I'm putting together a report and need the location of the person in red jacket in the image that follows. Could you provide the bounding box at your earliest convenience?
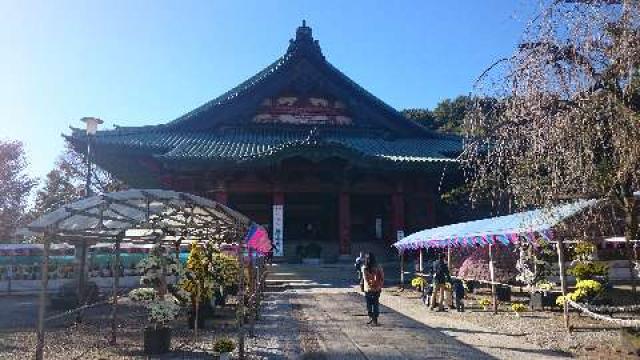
[362,252,384,326]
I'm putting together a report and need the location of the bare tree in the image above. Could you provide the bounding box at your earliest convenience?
[463,0,640,291]
[31,142,126,219]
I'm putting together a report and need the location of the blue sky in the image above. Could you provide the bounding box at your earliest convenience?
[0,0,537,181]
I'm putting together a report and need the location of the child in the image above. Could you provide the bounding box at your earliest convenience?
[422,283,433,306]
[453,279,465,312]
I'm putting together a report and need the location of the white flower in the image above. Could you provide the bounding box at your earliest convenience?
[128,287,157,302]
[148,297,181,326]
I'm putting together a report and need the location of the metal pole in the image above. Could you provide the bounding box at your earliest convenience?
[78,133,93,315]
[36,234,51,360]
[419,248,424,273]
[237,236,246,360]
[489,243,497,314]
[8,254,15,294]
[400,251,405,289]
[85,134,92,197]
[110,236,121,345]
[556,239,570,330]
[194,289,199,343]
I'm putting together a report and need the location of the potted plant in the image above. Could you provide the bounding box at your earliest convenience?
[129,287,181,354]
[213,338,235,360]
[530,280,557,310]
[478,298,491,311]
[511,303,526,317]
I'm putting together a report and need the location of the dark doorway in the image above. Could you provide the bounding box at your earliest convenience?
[350,194,388,243]
[284,193,338,243]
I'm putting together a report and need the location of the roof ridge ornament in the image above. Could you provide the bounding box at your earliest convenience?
[287,20,324,60]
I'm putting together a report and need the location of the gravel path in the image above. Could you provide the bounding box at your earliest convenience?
[381,288,637,359]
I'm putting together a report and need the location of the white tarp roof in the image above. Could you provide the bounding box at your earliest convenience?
[28,189,250,240]
[394,200,596,251]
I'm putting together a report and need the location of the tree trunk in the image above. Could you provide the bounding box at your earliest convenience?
[623,194,639,294]
[557,239,570,331]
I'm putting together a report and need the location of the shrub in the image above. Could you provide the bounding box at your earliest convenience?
[148,298,181,327]
[128,287,157,302]
[536,280,554,291]
[556,279,604,306]
[411,277,426,288]
[511,303,527,313]
[568,262,608,281]
[213,338,235,353]
[573,242,596,261]
[478,298,491,307]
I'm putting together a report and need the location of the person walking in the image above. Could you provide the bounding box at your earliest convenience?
[362,253,384,325]
[355,251,364,292]
[430,252,451,311]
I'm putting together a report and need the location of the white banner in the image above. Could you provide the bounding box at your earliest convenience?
[272,204,284,257]
[375,218,382,239]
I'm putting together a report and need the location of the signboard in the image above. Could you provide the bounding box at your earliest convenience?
[272,205,284,257]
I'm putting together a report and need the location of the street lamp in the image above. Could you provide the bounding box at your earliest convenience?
[77,117,102,314]
[80,117,103,197]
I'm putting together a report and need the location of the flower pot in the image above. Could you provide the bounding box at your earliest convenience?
[144,327,171,355]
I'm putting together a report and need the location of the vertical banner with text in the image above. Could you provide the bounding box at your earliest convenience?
[272,204,284,256]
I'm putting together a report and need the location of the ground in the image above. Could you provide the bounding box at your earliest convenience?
[0,263,637,359]
[251,262,637,359]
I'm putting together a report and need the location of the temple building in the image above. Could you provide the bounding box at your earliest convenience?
[67,22,461,260]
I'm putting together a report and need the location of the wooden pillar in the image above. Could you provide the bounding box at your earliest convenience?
[36,234,51,360]
[557,239,570,330]
[391,192,405,243]
[489,242,498,314]
[339,192,351,256]
[214,180,228,205]
[110,235,122,345]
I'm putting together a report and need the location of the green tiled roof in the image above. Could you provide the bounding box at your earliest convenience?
[74,127,460,166]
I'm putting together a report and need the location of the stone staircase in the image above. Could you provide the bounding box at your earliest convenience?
[273,240,397,264]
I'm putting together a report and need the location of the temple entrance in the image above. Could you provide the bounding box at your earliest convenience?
[350,194,389,243]
[283,193,339,258]
[285,193,338,242]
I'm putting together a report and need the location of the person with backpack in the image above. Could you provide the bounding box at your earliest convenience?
[430,252,451,311]
[362,252,384,325]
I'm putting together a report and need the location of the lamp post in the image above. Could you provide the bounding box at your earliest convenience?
[76,117,103,313]
[80,117,103,197]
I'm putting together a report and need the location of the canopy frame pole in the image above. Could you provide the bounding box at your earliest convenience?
[36,232,51,360]
[419,248,424,272]
[236,225,246,360]
[489,241,498,314]
[556,238,570,330]
[447,244,451,267]
[400,251,405,289]
[110,232,123,345]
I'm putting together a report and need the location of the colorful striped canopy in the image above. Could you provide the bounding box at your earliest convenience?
[393,200,596,251]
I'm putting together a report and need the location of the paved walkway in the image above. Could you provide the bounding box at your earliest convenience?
[251,263,571,360]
